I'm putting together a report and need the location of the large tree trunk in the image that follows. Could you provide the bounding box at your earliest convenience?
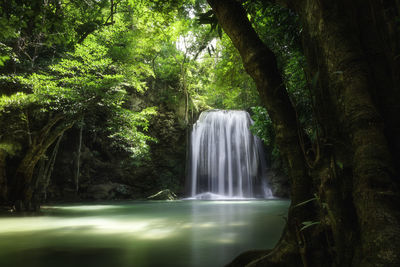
[208,0,400,266]
[206,0,313,204]
[292,1,400,266]
[10,115,74,211]
[207,0,314,265]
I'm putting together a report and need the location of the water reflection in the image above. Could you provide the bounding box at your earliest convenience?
[0,200,289,267]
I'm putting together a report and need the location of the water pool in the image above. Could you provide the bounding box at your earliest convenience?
[0,200,289,267]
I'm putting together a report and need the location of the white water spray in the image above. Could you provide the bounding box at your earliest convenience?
[188,110,272,199]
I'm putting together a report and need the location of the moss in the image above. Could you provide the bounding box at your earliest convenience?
[0,142,21,156]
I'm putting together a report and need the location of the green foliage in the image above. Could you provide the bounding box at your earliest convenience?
[14,38,123,114]
[250,2,316,142]
[0,43,12,67]
[108,107,158,159]
[195,34,261,110]
[250,106,273,146]
[250,106,281,164]
[0,0,118,71]
[245,1,302,61]
[0,142,21,156]
[0,2,159,160]
[0,92,33,112]
[0,0,319,196]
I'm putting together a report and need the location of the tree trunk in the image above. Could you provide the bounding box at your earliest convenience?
[208,0,400,266]
[207,0,314,264]
[35,133,64,201]
[75,119,83,193]
[292,1,400,265]
[0,150,7,204]
[10,116,74,211]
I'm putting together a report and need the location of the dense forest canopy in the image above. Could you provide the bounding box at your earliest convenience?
[1,0,400,266]
[1,0,297,208]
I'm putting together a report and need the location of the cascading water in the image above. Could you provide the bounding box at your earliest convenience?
[188,110,273,199]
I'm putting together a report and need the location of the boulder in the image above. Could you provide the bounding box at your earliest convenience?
[267,169,290,198]
[86,183,116,200]
[114,184,134,198]
[147,189,177,200]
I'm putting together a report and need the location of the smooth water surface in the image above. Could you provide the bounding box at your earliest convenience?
[0,200,289,267]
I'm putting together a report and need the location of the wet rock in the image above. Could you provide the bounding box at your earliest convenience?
[86,184,116,200]
[147,189,177,200]
[114,184,134,198]
[267,169,290,198]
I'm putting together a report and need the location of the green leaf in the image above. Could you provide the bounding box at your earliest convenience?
[300,221,321,231]
[336,161,343,169]
[294,197,318,208]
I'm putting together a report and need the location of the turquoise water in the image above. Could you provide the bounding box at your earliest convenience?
[0,200,289,267]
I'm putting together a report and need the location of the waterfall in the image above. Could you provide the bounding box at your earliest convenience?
[188,110,273,199]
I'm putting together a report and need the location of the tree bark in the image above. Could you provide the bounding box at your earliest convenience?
[0,150,7,204]
[208,0,400,266]
[35,132,64,201]
[75,119,83,193]
[292,1,400,265]
[206,0,312,204]
[207,0,314,264]
[10,116,75,211]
